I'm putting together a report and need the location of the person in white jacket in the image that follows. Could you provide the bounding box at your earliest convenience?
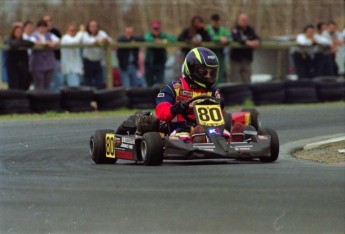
[82,20,112,89]
[294,24,333,78]
[61,24,84,87]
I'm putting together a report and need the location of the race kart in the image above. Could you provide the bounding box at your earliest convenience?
[89,96,279,166]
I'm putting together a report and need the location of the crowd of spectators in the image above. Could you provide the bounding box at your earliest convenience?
[294,21,344,79]
[2,13,344,91]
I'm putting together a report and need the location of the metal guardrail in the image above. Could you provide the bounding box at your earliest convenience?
[0,41,296,88]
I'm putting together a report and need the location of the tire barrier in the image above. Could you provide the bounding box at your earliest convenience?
[126,87,160,109]
[284,79,318,104]
[27,91,61,113]
[0,89,31,114]
[218,83,253,106]
[314,77,345,102]
[249,81,285,105]
[60,86,95,112]
[0,78,344,115]
[94,88,128,111]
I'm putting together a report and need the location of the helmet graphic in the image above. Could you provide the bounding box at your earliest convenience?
[183,47,219,89]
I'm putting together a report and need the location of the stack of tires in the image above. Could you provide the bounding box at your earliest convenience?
[314,77,345,102]
[284,79,318,104]
[250,81,285,105]
[27,91,61,113]
[218,83,252,106]
[126,87,160,109]
[60,86,94,112]
[0,90,31,114]
[94,87,128,111]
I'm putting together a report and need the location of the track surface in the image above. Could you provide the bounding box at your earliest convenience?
[1,104,344,234]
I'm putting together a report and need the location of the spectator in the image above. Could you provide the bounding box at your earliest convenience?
[117,26,144,88]
[313,22,334,77]
[178,16,211,57]
[23,21,34,40]
[322,21,344,75]
[61,23,84,87]
[294,24,317,79]
[206,13,231,83]
[42,14,63,91]
[29,20,59,90]
[144,21,176,87]
[230,13,260,83]
[4,25,34,90]
[82,20,111,89]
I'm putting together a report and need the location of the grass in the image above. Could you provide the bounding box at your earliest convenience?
[0,101,343,121]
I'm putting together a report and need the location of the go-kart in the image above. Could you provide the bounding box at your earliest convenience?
[89,96,279,166]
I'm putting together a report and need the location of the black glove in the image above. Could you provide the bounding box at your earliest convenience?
[170,101,188,115]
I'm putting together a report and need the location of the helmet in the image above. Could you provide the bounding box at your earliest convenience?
[183,47,219,89]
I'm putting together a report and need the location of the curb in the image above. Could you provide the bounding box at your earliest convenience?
[303,136,345,150]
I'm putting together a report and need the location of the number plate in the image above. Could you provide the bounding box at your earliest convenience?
[194,104,225,127]
[105,133,115,158]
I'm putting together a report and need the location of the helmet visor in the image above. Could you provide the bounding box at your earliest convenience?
[195,65,218,84]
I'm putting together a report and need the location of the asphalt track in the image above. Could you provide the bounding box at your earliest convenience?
[0,104,344,234]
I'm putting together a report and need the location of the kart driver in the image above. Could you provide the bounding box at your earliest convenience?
[156,47,240,142]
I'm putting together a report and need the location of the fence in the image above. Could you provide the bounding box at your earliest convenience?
[0,41,297,88]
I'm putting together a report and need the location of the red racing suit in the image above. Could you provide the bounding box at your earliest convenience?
[156,77,221,132]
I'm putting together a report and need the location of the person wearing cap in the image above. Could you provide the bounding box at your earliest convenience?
[144,21,177,87]
[206,13,232,84]
[230,13,260,83]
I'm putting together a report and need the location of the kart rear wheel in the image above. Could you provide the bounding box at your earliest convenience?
[241,108,261,131]
[141,132,164,166]
[90,129,117,164]
[259,128,279,162]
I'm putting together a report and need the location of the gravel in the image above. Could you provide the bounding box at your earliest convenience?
[294,140,345,164]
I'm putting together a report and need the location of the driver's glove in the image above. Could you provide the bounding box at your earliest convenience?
[170,101,188,115]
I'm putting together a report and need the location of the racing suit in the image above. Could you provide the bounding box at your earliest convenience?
[156,76,221,133]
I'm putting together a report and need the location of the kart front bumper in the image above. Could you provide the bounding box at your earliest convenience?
[163,136,271,160]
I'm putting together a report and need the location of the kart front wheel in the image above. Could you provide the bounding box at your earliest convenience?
[141,132,164,166]
[90,129,117,164]
[259,128,279,162]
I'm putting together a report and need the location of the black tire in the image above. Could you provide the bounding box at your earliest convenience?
[27,90,62,113]
[241,108,261,131]
[94,87,126,102]
[258,128,279,162]
[141,132,164,166]
[285,87,318,103]
[250,82,285,105]
[253,90,286,105]
[218,84,253,106]
[89,129,117,164]
[0,90,31,114]
[96,96,129,111]
[61,86,94,112]
[126,87,159,109]
[315,79,344,102]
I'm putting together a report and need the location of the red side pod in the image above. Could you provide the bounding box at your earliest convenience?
[231,112,251,126]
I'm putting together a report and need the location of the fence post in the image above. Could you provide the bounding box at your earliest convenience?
[105,44,113,89]
[277,48,288,80]
[0,48,2,87]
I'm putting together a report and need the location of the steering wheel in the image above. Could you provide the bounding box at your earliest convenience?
[181,95,220,123]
